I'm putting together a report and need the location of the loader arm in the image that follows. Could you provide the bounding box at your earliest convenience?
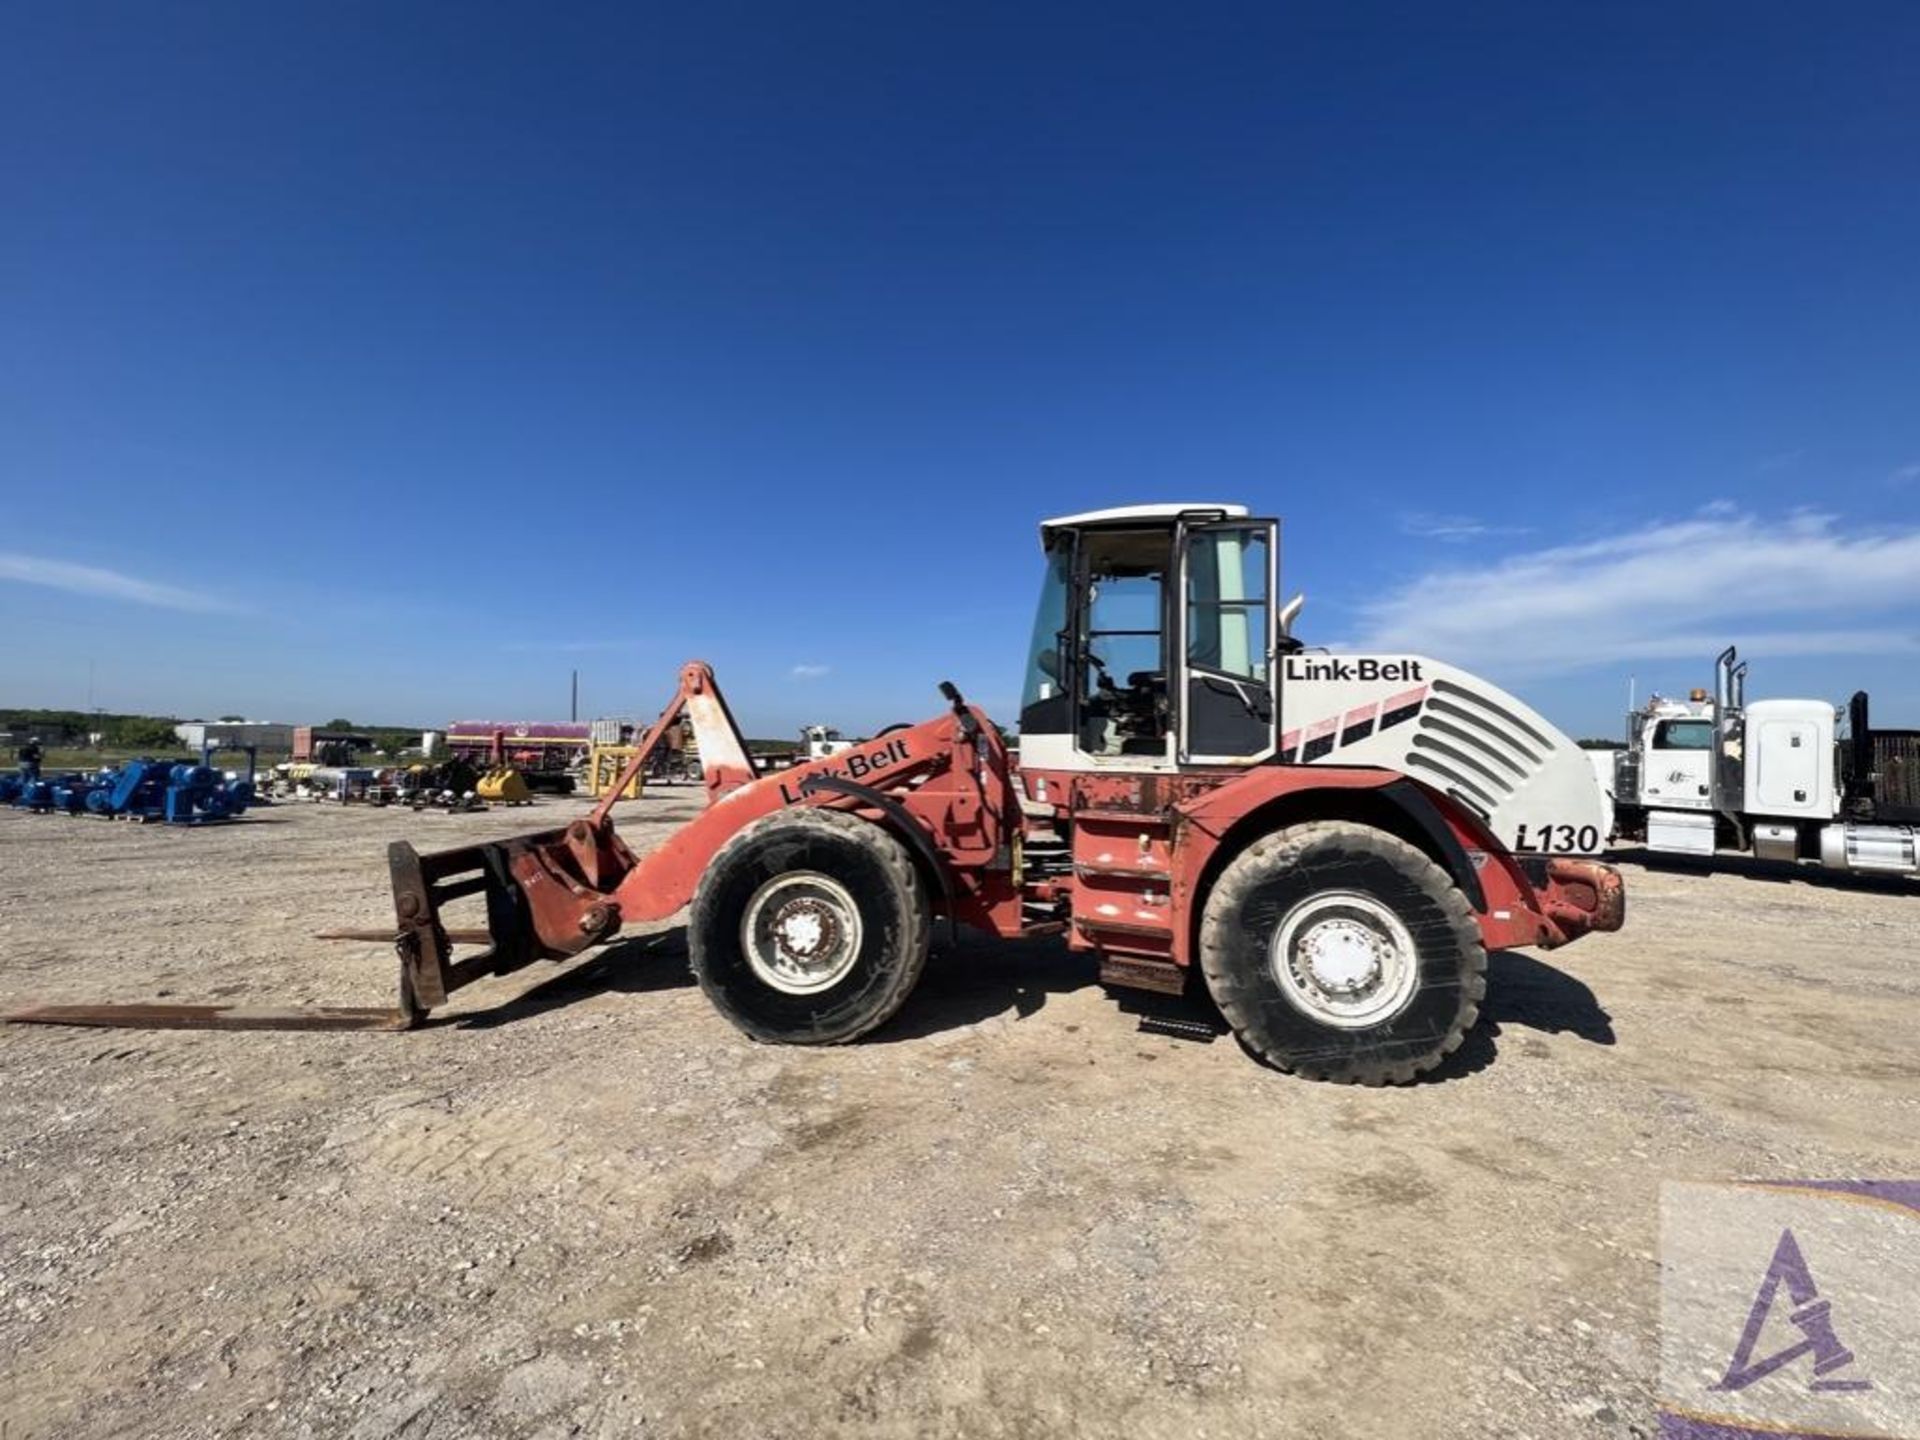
[387,676,1012,1024]
[588,661,757,822]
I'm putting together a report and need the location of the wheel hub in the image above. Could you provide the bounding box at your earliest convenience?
[741,873,864,995]
[1270,890,1420,1030]
[1298,919,1386,994]
[773,899,840,962]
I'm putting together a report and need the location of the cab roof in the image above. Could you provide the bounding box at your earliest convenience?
[1039,503,1248,542]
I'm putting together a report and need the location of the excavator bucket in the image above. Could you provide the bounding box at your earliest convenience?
[476,766,532,805]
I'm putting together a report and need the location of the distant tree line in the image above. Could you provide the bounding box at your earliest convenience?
[1,708,429,757]
[0,708,181,749]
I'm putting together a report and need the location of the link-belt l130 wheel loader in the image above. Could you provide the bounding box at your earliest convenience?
[8,503,1623,1083]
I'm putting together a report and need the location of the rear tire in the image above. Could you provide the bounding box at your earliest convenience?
[690,808,930,1044]
[1198,821,1486,1084]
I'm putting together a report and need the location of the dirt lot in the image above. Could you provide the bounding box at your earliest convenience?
[1,792,1915,1439]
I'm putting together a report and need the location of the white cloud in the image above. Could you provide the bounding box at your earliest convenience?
[1347,506,1920,676]
[1889,461,1920,486]
[1398,512,1532,543]
[790,663,830,680]
[0,551,228,612]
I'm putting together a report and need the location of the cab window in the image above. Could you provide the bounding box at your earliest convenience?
[1021,543,1072,716]
[1186,527,1270,680]
[1654,719,1713,750]
[1077,529,1172,757]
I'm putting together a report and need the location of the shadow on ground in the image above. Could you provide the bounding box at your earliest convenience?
[439,928,1616,1086]
[434,928,695,1029]
[1422,949,1616,1082]
[882,937,1616,1084]
[867,934,1096,1041]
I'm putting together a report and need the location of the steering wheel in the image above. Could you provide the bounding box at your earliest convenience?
[1086,650,1118,691]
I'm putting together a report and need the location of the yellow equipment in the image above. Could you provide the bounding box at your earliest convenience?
[589,744,645,800]
[476,730,533,805]
[476,767,532,805]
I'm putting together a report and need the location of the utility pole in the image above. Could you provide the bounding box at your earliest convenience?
[570,669,579,723]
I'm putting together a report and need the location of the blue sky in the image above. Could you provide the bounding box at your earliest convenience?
[3,3,1917,739]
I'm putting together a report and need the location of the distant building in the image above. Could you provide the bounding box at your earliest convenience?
[292,727,372,763]
[174,721,294,753]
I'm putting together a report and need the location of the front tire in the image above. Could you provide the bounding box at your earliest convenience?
[690,808,930,1044]
[1198,821,1486,1084]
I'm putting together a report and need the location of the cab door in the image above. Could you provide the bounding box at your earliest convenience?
[1176,518,1278,764]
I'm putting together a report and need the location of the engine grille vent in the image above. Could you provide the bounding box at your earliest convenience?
[1403,679,1557,821]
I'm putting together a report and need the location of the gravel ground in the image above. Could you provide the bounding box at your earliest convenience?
[1,792,1915,1438]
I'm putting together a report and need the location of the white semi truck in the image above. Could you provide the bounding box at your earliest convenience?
[800,725,857,761]
[1609,645,1920,878]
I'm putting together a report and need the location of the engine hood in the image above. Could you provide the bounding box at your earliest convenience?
[1277,652,1607,857]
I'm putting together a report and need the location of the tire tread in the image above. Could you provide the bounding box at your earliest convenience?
[691,807,931,1044]
[1198,820,1486,1084]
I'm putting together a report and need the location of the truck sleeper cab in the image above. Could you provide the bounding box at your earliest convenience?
[1612,646,1920,878]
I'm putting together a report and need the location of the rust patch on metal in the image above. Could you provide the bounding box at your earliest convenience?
[1097,954,1187,995]
[1538,856,1626,942]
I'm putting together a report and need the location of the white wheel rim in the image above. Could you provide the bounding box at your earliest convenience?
[741,872,864,995]
[1271,890,1420,1030]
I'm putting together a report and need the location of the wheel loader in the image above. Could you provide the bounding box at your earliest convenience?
[9,503,1623,1083]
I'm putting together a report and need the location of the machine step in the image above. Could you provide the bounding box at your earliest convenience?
[1074,916,1172,940]
[1071,808,1173,826]
[1096,954,1186,995]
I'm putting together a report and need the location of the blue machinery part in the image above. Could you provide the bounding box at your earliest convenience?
[8,751,256,825]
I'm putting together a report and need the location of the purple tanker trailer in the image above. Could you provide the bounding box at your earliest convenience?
[444,720,590,795]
